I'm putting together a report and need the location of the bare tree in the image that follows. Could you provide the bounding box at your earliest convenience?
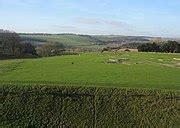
[0,30,21,55]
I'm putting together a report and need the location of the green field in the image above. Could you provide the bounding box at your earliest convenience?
[1,52,180,127]
[0,52,180,90]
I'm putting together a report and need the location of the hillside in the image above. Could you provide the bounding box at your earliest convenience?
[94,35,150,43]
[20,34,179,50]
[19,34,156,49]
[20,34,103,49]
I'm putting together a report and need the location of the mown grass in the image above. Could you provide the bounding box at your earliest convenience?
[0,52,179,90]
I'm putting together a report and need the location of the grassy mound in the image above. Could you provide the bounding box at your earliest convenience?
[1,85,180,127]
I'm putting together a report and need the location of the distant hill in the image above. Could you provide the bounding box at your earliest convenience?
[93,35,151,47]
[19,34,103,50]
[94,35,150,42]
[19,33,179,50]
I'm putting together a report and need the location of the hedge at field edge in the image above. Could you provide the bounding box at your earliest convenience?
[1,85,180,128]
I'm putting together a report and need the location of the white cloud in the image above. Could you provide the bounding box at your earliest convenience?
[75,18,130,28]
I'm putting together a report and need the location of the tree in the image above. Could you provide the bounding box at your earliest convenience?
[137,43,155,52]
[37,42,65,57]
[161,41,179,53]
[138,41,179,53]
[21,42,37,55]
[0,29,38,57]
[174,44,180,53]
[0,30,21,55]
[10,33,21,55]
[0,40,3,55]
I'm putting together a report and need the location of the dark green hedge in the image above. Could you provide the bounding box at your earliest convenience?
[1,85,180,127]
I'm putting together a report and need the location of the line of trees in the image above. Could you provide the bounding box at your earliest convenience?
[0,30,36,56]
[137,41,180,53]
[0,29,78,58]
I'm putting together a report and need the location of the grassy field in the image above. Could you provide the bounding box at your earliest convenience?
[0,52,180,90]
[1,52,180,127]
[20,34,102,49]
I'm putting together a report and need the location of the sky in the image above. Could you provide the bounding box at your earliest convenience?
[0,0,180,37]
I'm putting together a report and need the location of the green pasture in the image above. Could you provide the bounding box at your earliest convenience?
[0,52,180,90]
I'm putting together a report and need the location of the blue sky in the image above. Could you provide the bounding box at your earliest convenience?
[0,0,180,37]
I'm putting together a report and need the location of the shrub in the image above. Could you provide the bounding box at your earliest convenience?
[138,41,180,53]
[36,42,65,57]
[1,85,180,127]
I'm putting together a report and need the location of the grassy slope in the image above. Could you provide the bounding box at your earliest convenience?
[20,34,102,49]
[0,52,180,90]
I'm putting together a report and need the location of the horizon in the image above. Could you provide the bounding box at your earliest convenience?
[17,32,180,39]
[0,0,180,38]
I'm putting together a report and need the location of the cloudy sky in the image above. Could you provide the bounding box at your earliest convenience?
[0,0,180,37]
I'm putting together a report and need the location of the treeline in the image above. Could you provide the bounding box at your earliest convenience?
[138,41,180,53]
[0,30,36,56]
[36,42,68,57]
[0,30,79,59]
[121,42,142,49]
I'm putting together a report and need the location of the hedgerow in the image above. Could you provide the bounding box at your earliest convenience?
[1,85,180,127]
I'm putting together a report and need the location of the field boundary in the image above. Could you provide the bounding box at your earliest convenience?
[1,85,180,127]
[0,82,180,91]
